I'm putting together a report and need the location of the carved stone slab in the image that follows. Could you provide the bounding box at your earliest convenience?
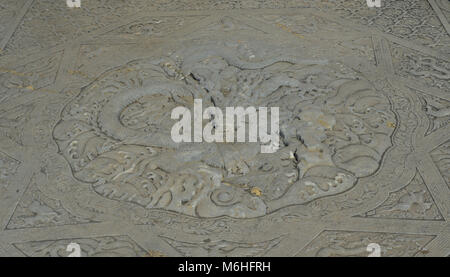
[0,0,449,257]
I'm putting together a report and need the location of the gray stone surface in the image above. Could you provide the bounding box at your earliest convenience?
[0,0,449,257]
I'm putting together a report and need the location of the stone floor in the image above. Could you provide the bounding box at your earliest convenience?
[0,0,449,257]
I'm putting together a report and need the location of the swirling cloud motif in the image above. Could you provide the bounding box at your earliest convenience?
[53,43,395,218]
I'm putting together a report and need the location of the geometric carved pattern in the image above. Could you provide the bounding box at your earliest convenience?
[260,13,377,65]
[3,0,313,55]
[362,171,444,220]
[431,141,450,188]
[0,51,63,106]
[6,176,93,230]
[0,151,20,180]
[332,0,450,54]
[13,236,147,257]
[299,231,434,257]
[162,236,282,257]
[391,43,450,91]
[4,0,153,55]
[98,15,208,38]
[53,36,396,218]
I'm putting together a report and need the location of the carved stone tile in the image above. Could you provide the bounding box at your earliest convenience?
[391,42,450,91]
[260,14,377,65]
[13,235,147,257]
[6,175,93,230]
[4,0,153,55]
[0,151,20,193]
[299,231,434,257]
[98,15,208,38]
[162,236,282,257]
[329,0,450,55]
[431,140,450,188]
[0,51,63,106]
[1,0,322,56]
[52,31,396,219]
[362,171,444,220]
